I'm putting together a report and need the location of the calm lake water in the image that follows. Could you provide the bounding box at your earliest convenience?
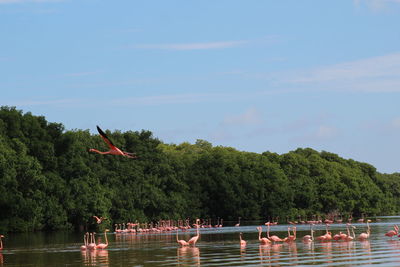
[2,216,400,266]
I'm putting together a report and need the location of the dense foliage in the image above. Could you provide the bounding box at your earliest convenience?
[0,106,399,232]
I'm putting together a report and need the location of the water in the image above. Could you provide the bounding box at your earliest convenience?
[2,216,400,266]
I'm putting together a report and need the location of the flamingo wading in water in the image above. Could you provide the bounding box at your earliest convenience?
[385,225,399,239]
[358,220,371,241]
[302,225,314,242]
[266,222,286,242]
[96,229,110,249]
[257,226,271,245]
[188,224,200,246]
[89,126,138,158]
[80,232,88,250]
[0,235,4,250]
[239,232,246,247]
[176,230,189,246]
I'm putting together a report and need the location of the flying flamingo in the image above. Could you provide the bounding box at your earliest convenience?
[89,126,137,158]
[239,232,247,247]
[385,225,399,239]
[302,225,314,242]
[358,220,371,241]
[266,222,286,242]
[257,226,271,245]
[0,235,4,250]
[93,216,106,224]
[96,229,110,249]
[80,232,89,250]
[188,225,200,246]
[87,233,97,250]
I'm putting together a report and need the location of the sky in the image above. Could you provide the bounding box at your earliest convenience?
[1,0,400,173]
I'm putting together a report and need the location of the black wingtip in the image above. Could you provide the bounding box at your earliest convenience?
[96,125,106,136]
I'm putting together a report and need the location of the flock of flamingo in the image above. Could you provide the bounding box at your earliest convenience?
[2,126,398,255]
[73,216,400,251]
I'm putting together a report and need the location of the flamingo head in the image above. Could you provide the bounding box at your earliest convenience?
[0,235,4,238]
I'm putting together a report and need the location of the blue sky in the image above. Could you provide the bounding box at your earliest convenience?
[2,0,400,173]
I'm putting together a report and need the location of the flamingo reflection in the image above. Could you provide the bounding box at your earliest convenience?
[177,246,200,266]
[81,247,109,267]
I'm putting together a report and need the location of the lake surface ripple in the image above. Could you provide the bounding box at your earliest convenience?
[2,217,400,266]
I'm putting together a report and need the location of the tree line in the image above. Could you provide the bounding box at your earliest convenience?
[0,106,399,232]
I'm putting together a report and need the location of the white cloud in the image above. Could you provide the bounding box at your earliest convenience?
[354,0,400,11]
[0,0,61,3]
[279,52,400,92]
[131,40,249,51]
[6,98,81,106]
[315,125,338,139]
[63,71,103,77]
[222,108,264,126]
[391,117,400,129]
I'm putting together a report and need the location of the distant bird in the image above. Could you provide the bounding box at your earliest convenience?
[358,220,371,241]
[239,232,247,247]
[344,224,356,241]
[96,229,110,249]
[303,225,314,242]
[87,233,97,250]
[89,126,137,158]
[286,226,296,242]
[257,226,271,245]
[176,230,189,246]
[0,235,4,250]
[266,222,286,242]
[188,225,200,246]
[385,225,399,239]
[80,232,88,250]
[235,217,241,227]
[93,216,105,224]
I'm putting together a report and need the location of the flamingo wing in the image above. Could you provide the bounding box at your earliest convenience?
[96,126,116,148]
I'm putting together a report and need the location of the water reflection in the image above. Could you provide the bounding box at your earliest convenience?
[7,220,400,266]
[81,249,109,266]
[177,246,200,266]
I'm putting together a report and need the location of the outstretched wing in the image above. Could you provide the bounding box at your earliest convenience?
[96,125,115,148]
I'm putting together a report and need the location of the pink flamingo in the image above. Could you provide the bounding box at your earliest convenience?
[344,223,356,241]
[235,217,241,227]
[87,233,97,250]
[176,230,189,246]
[285,226,296,242]
[0,235,4,250]
[239,232,247,247]
[323,224,332,241]
[302,225,314,242]
[93,216,106,224]
[96,229,110,249]
[89,126,137,158]
[266,222,286,242]
[316,225,328,242]
[257,226,271,245]
[80,232,88,250]
[385,225,399,239]
[358,220,371,241]
[188,225,200,246]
